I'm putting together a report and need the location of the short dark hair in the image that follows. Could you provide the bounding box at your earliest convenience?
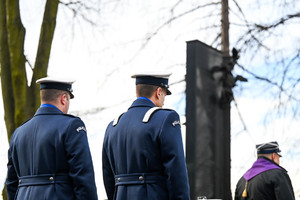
[136,84,158,98]
[40,89,67,102]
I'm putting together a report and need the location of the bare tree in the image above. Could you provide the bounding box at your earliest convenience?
[0,0,59,198]
[231,0,300,107]
[0,0,101,198]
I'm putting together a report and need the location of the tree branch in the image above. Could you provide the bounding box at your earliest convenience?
[29,0,60,116]
[59,0,99,26]
[237,63,300,102]
[254,12,300,31]
[129,2,221,62]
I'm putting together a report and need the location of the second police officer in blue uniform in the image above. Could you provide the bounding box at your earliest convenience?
[102,72,190,200]
[6,77,98,200]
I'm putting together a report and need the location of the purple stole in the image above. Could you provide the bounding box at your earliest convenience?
[243,157,282,181]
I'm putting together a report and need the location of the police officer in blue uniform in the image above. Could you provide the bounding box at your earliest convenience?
[102,72,190,200]
[6,77,98,200]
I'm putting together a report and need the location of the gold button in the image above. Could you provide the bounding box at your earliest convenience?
[49,177,54,181]
[117,178,121,182]
[19,180,21,184]
[139,176,143,181]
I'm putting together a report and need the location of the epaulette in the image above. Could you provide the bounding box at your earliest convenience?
[113,112,126,127]
[142,107,173,123]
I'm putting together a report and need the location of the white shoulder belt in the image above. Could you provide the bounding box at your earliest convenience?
[143,107,173,123]
[113,112,125,127]
[113,107,173,126]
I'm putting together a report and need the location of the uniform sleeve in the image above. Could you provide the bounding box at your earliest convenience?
[159,111,190,200]
[6,135,18,200]
[274,171,295,200]
[102,128,115,200]
[64,118,98,200]
[234,177,245,200]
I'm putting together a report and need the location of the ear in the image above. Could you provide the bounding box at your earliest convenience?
[271,153,276,161]
[153,87,159,99]
[60,93,67,105]
[156,87,163,97]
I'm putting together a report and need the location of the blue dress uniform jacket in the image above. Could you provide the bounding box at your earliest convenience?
[6,106,98,200]
[102,98,190,200]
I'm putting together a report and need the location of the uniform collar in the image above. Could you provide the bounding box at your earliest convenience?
[34,106,63,116]
[129,98,156,109]
[137,97,153,103]
[41,103,58,109]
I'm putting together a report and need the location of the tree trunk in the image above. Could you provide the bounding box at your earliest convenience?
[221,0,230,56]
[6,0,28,129]
[221,1,232,199]
[0,0,15,142]
[0,1,13,198]
[0,0,59,198]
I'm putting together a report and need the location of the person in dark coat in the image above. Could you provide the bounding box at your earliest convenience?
[102,72,190,200]
[234,141,295,200]
[6,77,98,200]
